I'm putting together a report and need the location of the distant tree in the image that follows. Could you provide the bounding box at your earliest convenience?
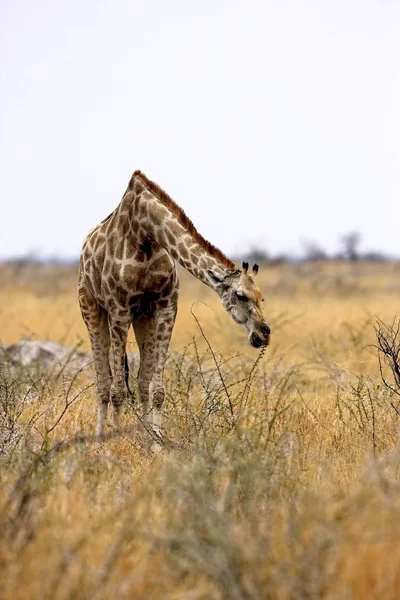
[301,241,329,262]
[269,252,289,265]
[4,251,42,268]
[362,250,389,262]
[241,245,270,264]
[340,232,361,261]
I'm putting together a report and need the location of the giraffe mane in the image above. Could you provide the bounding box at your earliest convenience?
[129,170,236,270]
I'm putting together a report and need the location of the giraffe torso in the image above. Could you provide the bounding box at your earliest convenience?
[79,194,179,319]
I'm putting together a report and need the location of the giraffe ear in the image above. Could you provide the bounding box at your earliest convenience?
[205,269,224,288]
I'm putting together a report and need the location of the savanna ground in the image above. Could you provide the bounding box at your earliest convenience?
[1,261,400,599]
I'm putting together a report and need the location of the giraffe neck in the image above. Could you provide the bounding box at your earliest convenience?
[129,175,236,289]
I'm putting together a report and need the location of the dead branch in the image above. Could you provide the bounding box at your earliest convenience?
[373,318,400,397]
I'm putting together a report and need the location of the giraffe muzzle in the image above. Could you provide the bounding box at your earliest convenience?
[250,332,263,348]
[250,324,271,348]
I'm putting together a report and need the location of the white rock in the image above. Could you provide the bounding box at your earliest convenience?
[1,340,92,375]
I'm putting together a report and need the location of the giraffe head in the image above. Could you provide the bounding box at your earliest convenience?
[207,261,271,348]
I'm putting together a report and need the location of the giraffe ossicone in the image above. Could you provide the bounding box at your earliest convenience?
[78,170,271,443]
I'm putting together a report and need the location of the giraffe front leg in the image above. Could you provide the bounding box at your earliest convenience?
[150,303,177,443]
[78,282,111,443]
[94,344,112,442]
[109,317,130,435]
[133,317,154,432]
[133,301,177,447]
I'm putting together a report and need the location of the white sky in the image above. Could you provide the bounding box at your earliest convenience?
[1,0,399,260]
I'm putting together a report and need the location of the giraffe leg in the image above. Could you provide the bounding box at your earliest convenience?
[132,317,153,430]
[78,282,111,442]
[133,299,177,444]
[108,314,131,433]
[151,302,177,438]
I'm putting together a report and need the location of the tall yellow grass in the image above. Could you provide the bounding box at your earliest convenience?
[1,261,400,599]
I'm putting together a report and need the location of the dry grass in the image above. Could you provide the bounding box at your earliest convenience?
[1,261,400,599]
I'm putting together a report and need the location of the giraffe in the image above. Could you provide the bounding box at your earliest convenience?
[78,170,271,443]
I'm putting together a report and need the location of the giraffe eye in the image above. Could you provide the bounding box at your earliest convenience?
[235,292,249,302]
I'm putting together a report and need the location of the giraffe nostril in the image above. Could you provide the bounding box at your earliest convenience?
[261,324,271,336]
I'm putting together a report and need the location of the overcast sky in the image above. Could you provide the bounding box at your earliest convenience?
[1,0,399,260]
